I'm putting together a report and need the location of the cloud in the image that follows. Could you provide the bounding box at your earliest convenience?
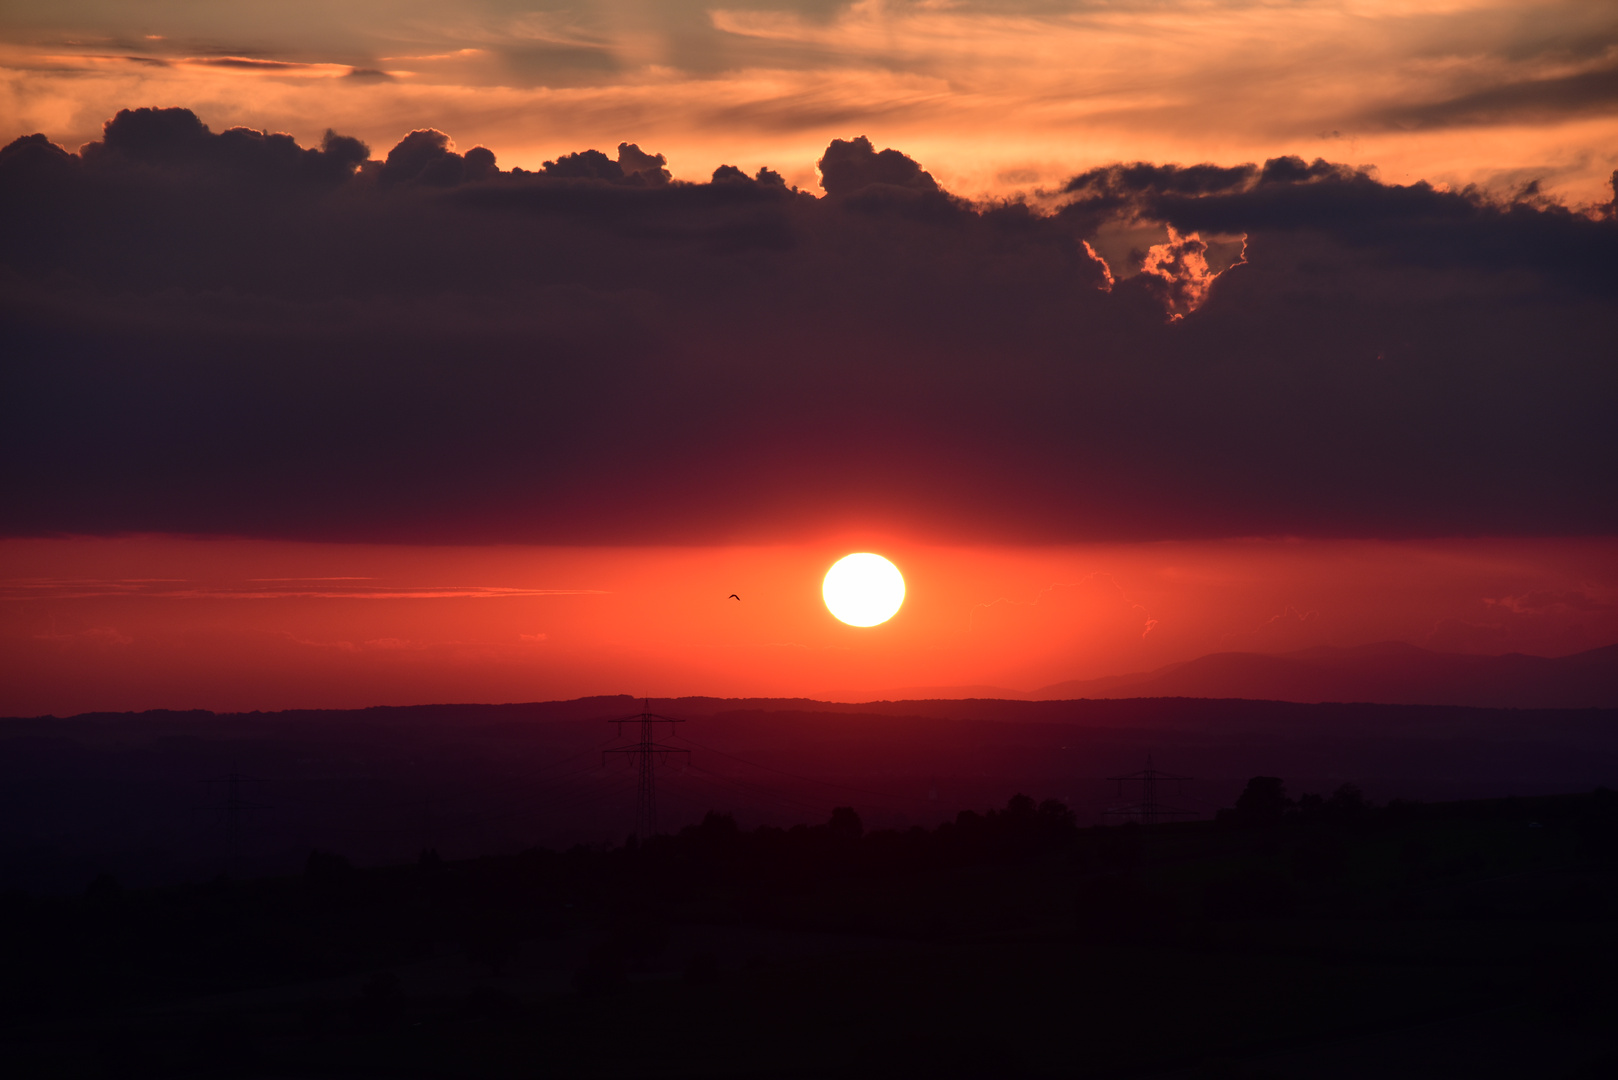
[33,53,372,79]
[1060,155,1617,291]
[1,108,1614,544]
[1368,60,1618,131]
[0,574,606,601]
[59,106,372,184]
[7,0,1618,212]
[1426,579,1618,654]
[382,128,469,185]
[817,134,937,196]
[1222,606,1323,651]
[1484,589,1615,615]
[193,57,324,72]
[1137,226,1236,318]
[34,625,134,646]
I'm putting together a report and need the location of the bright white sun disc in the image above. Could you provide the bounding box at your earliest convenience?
[823,553,905,627]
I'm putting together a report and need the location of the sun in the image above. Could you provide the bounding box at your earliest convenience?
[823,553,905,627]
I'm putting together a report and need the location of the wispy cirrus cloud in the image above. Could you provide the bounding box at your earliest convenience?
[12,49,381,78]
[33,624,133,646]
[1368,58,1618,130]
[0,578,608,601]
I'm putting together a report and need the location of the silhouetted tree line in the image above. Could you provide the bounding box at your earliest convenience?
[2,784,1614,1033]
[1083,779,1618,932]
[1216,776,1369,829]
[646,793,1079,885]
[0,793,1077,1015]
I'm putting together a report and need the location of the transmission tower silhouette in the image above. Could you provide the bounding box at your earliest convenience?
[603,700,689,839]
[1103,754,1198,825]
[199,764,269,875]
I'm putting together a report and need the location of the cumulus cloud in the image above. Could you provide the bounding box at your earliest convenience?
[1060,155,1617,291]
[817,135,938,196]
[1,108,1614,544]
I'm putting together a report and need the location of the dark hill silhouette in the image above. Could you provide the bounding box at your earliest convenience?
[1032,642,1618,709]
[5,690,1617,894]
[858,684,1032,701]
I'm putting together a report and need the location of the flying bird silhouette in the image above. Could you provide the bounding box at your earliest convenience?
[728,594,741,601]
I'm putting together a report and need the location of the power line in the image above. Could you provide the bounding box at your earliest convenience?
[198,764,270,876]
[675,763,835,820]
[657,775,812,829]
[328,737,624,844]
[419,735,624,824]
[446,768,638,832]
[667,732,927,805]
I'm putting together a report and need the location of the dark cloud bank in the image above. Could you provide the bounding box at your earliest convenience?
[2,109,1615,543]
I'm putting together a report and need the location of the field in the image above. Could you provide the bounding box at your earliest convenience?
[3,787,1614,1078]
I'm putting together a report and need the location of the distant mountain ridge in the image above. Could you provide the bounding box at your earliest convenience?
[1028,642,1617,709]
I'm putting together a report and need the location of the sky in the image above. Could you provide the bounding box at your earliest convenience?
[3,536,1615,715]
[1,1,1615,715]
[5,1,1618,202]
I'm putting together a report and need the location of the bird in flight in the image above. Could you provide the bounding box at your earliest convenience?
[728,594,741,601]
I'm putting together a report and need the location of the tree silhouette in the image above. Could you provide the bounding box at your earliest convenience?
[828,806,864,843]
[1230,776,1290,828]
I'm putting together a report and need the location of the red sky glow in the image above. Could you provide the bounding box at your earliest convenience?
[4,536,1613,716]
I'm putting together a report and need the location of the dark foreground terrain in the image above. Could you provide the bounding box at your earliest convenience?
[3,784,1614,1079]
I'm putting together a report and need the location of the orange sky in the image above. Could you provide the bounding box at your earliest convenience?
[4,0,1616,204]
[4,535,1614,716]
[3,4,1615,716]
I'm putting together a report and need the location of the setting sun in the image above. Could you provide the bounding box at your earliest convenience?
[823,553,906,627]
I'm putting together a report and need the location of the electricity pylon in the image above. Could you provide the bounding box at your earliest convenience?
[200,764,270,875]
[1104,754,1198,825]
[603,700,689,839]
